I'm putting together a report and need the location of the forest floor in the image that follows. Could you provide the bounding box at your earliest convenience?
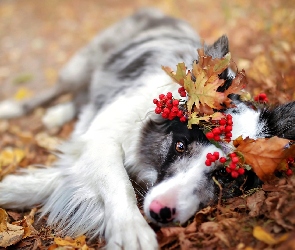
[0,0,295,249]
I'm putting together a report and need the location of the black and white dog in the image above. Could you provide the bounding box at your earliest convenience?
[0,8,294,250]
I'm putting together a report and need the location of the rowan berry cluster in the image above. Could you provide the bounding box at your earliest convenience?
[205,151,245,178]
[153,92,187,122]
[254,93,268,103]
[224,152,245,178]
[205,114,233,142]
[205,151,220,166]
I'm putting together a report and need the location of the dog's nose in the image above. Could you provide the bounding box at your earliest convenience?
[149,200,176,223]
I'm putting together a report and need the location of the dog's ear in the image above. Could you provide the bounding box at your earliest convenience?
[205,35,229,59]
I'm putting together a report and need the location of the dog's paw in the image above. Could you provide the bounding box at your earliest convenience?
[105,209,158,250]
[0,100,25,119]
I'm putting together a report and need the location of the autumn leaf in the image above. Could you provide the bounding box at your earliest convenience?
[162,62,186,86]
[0,208,24,248]
[50,235,92,250]
[0,148,25,166]
[235,136,295,181]
[224,69,248,101]
[253,226,289,245]
[162,48,238,129]
[13,87,33,100]
[0,208,8,232]
[188,112,224,128]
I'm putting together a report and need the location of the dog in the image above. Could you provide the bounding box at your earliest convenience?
[0,8,295,250]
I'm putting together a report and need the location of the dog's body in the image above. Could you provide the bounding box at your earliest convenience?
[0,9,295,250]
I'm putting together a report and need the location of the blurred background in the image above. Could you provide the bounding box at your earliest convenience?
[0,0,295,103]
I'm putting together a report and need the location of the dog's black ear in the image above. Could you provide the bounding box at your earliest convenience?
[205,35,229,59]
[260,101,295,140]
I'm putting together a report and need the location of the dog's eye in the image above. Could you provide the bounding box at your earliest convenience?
[175,141,185,153]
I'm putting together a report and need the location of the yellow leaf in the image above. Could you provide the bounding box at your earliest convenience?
[54,235,87,248]
[162,62,187,86]
[13,87,33,101]
[0,148,25,166]
[253,226,289,245]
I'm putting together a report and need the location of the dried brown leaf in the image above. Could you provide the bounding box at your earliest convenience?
[246,190,265,217]
[235,136,295,181]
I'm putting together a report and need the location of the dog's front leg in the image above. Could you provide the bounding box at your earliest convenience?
[76,131,158,250]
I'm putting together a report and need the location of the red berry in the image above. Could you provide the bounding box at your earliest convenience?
[178,87,185,93]
[180,116,186,122]
[159,94,165,100]
[219,119,226,126]
[219,126,225,132]
[231,171,239,178]
[206,153,213,159]
[206,132,214,140]
[180,91,186,97]
[205,159,211,166]
[225,132,232,138]
[173,100,179,106]
[238,168,245,175]
[177,110,183,117]
[226,114,232,120]
[212,127,221,135]
[171,107,178,113]
[259,93,267,99]
[166,92,173,99]
[254,96,259,101]
[225,167,232,173]
[162,112,168,118]
[219,157,227,164]
[232,156,239,164]
[213,152,220,160]
[227,120,233,126]
[168,112,176,120]
[229,152,236,158]
[153,99,158,104]
[229,162,237,170]
[163,107,170,114]
[225,126,232,132]
[155,107,162,114]
[224,138,231,143]
[214,135,221,141]
[286,169,293,176]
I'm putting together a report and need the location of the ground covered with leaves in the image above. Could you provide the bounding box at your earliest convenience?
[1,0,295,249]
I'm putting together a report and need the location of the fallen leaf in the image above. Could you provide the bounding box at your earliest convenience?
[253,226,288,245]
[13,207,38,238]
[160,227,184,238]
[246,190,265,217]
[235,136,295,181]
[13,87,33,100]
[35,132,61,151]
[0,209,8,232]
[0,209,24,248]
[0,148,25,166]
[52,235,91,249]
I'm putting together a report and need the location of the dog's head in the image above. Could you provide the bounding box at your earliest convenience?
[137,35,261,226]
[138,117,260,225]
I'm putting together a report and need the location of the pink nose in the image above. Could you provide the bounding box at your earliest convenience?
[149,200,176,224]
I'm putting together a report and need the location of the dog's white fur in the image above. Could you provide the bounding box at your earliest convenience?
[0,8,288,250]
